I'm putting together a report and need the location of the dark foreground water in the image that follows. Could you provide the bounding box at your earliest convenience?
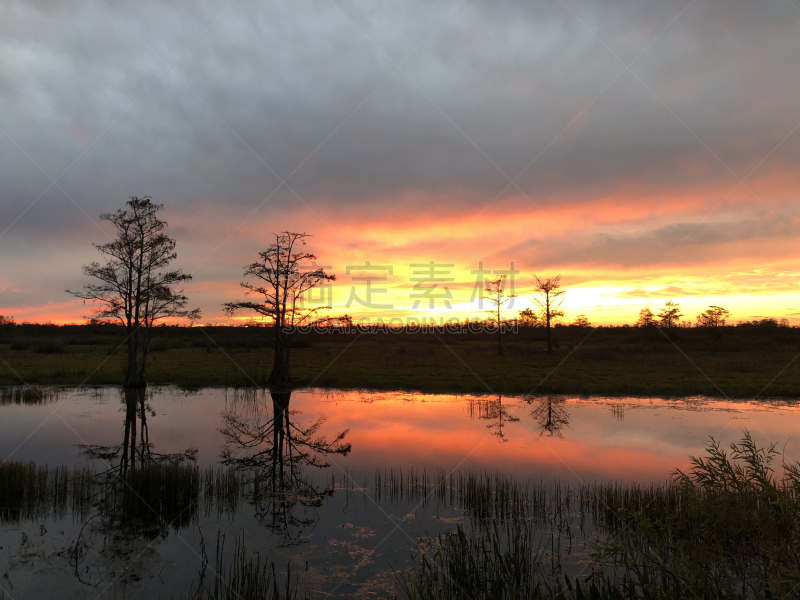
[1,386,799,598]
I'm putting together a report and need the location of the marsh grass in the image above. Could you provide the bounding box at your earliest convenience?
[35,341,65,354]
[0,462,244,527]
[595,432,800,599]
[375,469,536,523]
[397,523,635,600]
[187,532,307,600]
[3,323,800,396]
[394,434,800,599]
[0,461,93,523]
[5,434,800,599]
[97,463,201,533]
[0,386,60,405]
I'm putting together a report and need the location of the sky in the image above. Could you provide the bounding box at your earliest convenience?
[1,0,799,326]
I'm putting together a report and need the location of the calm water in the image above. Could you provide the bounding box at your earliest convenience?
[1,386,799,598]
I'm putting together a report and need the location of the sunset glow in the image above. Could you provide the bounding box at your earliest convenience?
[1,2,798,327]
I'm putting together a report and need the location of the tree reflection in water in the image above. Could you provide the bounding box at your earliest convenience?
[79,388,198,473]
[469,395,520,441]
[78,388,199,535]
[530,396,570,438]
[219,388,351,541]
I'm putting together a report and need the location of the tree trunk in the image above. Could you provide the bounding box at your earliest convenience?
[496,306,503,356]
[546,315,553,354]
[124,327,146,388]
[269,321,292,384]
[269,345,291,384]
[139,322,152,382]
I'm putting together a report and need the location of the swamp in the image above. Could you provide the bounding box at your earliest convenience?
[2,385,800,598]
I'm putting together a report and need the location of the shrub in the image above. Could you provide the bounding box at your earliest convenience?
[595,432,800,599]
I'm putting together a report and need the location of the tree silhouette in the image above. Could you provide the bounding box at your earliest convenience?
[572,314,591,328]
[517,307,540,351]
[219,388,351,537]
[696,306,730,328]
[531,275,565,354]
[67,197,198,388]
[658,300,683,329]
[223,232,341,384]
[484,275,516,356]
[636,307,655,328]
[78,388,198,474]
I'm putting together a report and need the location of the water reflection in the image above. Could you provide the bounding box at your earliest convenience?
[530,396,570,438]
[219,388,351,539]
[80,388,197,473]
[469,395,520,441]
[79,388,199,536]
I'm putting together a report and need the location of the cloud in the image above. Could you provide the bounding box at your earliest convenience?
[1,1,799,322]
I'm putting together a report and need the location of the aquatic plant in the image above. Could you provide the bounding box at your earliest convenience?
[0,461,93,523]
[0,386,59,405]
[594,431,800,598]
[395,433,800,599]
[188,532,306,600]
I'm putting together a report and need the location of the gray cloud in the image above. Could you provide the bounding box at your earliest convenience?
[2,1,799,227]
[1,0,799,319]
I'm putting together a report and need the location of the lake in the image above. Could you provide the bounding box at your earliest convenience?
[1,386,799,598]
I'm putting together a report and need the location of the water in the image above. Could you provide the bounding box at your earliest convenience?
[1,386,799,598]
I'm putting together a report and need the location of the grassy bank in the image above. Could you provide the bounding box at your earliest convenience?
[0,323,798,397]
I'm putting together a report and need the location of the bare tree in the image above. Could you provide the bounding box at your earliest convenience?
[696,305,730,328]
[223,231,340,385]
[484,275,516,356]
[68,197,197,388]
[531,275,565,354]
[658,300,683,329]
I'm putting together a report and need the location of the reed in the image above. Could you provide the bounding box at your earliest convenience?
[0,461,248,527]
[98,463,201,533]
[188,532,306,600]
[0,386,60,405]
[395,434,800,599]
[0,461,94,523]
